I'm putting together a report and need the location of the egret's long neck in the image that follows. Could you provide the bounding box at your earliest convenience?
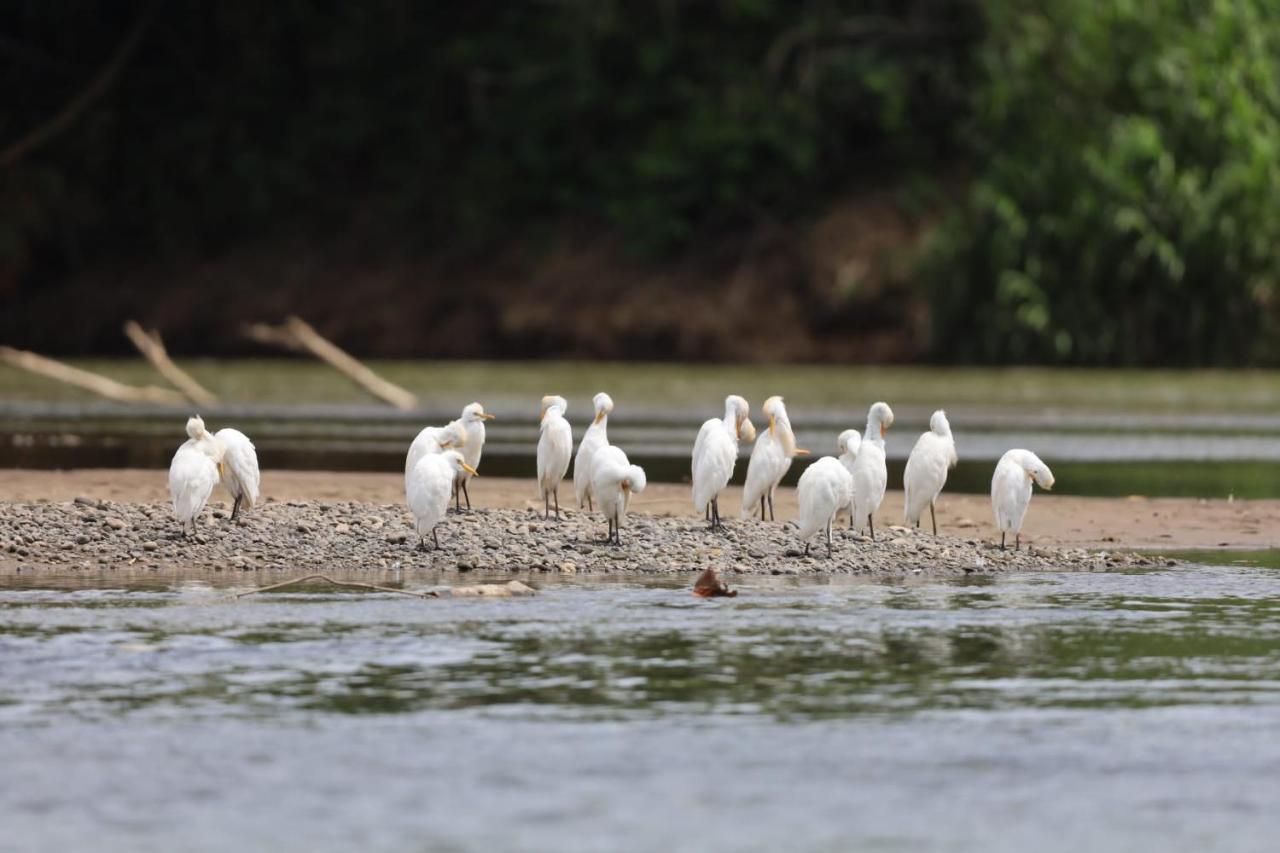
[865,415,882,446]
[776,416,796,456]
[721,403,738,435]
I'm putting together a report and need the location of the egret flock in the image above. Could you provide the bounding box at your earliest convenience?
[167,395,1055,556]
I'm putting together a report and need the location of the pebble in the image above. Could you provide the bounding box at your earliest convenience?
[104,517,126,531]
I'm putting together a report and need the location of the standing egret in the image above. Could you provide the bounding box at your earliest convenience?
[213,427,260,521]
[903,410,958,534]
[537,395,573,520]
[740,396,809,521]
[691,395,754,530]
[448,402,494,511]
[405,421,467,481]
[850,401,894,539]
[590,445,647,545]
[834,428,862,526]
[168,415,224,536]
[991,449,1055,551]
[407,449,478,550]
[795,456,854,556]
[574,392,614,511]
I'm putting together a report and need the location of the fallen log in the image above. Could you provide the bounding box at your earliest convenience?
[123,321,217,407]
[0,345,185,404]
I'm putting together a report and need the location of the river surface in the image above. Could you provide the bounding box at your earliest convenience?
[3,557,1280,852]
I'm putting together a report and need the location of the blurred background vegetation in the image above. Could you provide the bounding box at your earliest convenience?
[1,0,1277,365]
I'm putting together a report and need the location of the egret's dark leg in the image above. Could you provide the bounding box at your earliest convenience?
[231,495,243,521]
[587,495,593,512]
[868,515,875,541]
[767,492,775,522]
[417,536,426,552]
[434,528,441,549]
[759,496,766,521]
[826,520,833,557]
[706,504,711,522]
[930,503,937,536]
[462,480,472,510]
[850,508,855,529]
[554,488,561,521]
[713,498,721,530]
[804,542,811,556]
[1015,533,1021,551]
[544,491,550,520]
[1000,532,1006,551]
[453,481,461,512]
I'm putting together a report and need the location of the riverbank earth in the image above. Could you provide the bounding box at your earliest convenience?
[4,470,1275,577]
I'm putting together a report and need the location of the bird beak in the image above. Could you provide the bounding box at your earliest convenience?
[217,462,225,477]
[480,412,496,421]
[794,448,811,456]
[594,411,605,424]
[880,423,887,438]
[462,463,479,476]
[768,415,776,435]
[539,406,547,422]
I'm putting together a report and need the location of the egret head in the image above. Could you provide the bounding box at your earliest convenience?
[1026,457,1054,491]
[462,402,495,423]
[726,395,751,438]
[837,428,862,458]
[592,392,614,424]
[622,464,647,495]
[929,410,952,438]
[868,402,894,438]
[540,395,568,422]
[185,415,207,441]
[762,395,785,435]
[444,449,479,477]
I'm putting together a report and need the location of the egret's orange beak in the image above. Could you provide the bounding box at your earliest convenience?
[217,462,225,477]
[794,448,811,456]
[480,412,496,421]
[462,463,479,476]
[594,411,605,424]
[539,406,547,422]
[768,415,776,435]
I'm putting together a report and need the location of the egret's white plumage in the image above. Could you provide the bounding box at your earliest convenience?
[691,395,753,529]
[448,402,494,510]
[168,415,224,535]
[590,444,647,545]
[991,449,1055,550]
[903,410,958,534]
[835,428,862,524]
[537,395,573,519]
[574,392,614,510]
[849,402,894,538]
[407,449,477,549]
[795,456,854,556]
[213,427,260,520]
[405,421,467,481]
[740,396,809,520]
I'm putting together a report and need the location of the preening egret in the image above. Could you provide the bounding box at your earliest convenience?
[213,427,260,521]
[168,415,225,536]
[850,401,894,539]
[796,456,854,556]
[407,449,478,550]
[835,428,862,526]
[691,394,753,530]
[574,392,614,511]
[903,410,958,534]
[991,449,1055,550]
[537,395,573,520]
[405,421,466,482]
[449,402,494,511]
[741,396,809,521]
[590,445,647,545]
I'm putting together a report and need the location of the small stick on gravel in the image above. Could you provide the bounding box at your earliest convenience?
[234,573,440,599]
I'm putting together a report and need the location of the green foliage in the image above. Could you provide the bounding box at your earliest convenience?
[925,0,1280,365]
[0,0,973,270]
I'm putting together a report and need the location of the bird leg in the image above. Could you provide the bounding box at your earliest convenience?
[231,495,243,522]
[930,503,937,536]
[433,528,440,550]
[614,514,623,546]
[554,488,561,521]
[767,492,775,522]
[868,515,875,541]
[850,508,855,529]
[544,491,550,520]
[1000,532,1006,551]
[1015,533,1021,551]
[826,520,833,557]
[417,536,427,552]
[804,542,811,557]
[462,480,472,510]
[587,495,593,512]
[712,498,722,531]
[759,496,766,521]
[453,481,461,513]
[705,504,711,523]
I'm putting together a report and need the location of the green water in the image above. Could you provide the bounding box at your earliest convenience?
[2,555,1280,851]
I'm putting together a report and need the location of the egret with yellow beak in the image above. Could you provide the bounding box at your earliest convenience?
[408,449,480,550]
[741,395,809,521]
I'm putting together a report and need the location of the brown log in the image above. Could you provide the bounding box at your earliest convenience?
[123,321,217,407]
[0,345,185,404]
[241,316,417,410]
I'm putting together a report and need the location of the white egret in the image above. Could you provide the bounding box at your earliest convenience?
[407,449,478,550]
[213,427,260,521]
[448,402,495,511]
[795,456,854,556]
[903,410,958,534]
[405,420,466,482]
[168,415,224,536]
[537,395,573,520]
[991,449,1055,550]
[835,428,862,526]
[590,445,647,545]
[850,401,894,539]
[574,392,614,511]
[740,395,809,521]
[691,394,754,529]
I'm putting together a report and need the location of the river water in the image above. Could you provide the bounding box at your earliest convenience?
[3,557,1279,852]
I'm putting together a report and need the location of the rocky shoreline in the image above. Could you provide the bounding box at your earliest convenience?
[0,496,1168,578]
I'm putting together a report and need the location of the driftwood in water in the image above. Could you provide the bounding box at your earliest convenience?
[123,321,217,407]
[234,573,440,599]
[0,345,185,404]
[242,316,417,410]
[693,567,738,598]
